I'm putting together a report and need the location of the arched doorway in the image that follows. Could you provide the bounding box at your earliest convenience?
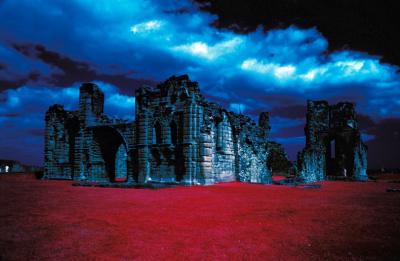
[90,126,128,182]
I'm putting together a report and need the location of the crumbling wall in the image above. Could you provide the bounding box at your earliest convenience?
[135,75,272,185]
[298,100,368,182]
[298,146,326,182]
[45,76,276,185]
[44,105,79,179]
[200,105,236,184]
[229,113,271,183]
[45,83,135,182]
[135,76,201,183]
[353,139,368,181]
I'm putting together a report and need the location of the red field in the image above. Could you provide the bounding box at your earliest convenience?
[1,174,400,260]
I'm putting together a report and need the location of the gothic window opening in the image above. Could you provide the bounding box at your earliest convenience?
[153,122,162,144]
[215,118,223,151]
[177,113,184,144]
[171,121,178,145]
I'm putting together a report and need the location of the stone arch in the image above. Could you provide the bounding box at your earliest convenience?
[178,86,189,100]
[91,126,129,182]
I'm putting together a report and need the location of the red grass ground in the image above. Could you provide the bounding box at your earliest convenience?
[1,174,400,260]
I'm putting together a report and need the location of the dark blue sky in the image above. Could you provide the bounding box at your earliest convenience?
[0,0,399,168]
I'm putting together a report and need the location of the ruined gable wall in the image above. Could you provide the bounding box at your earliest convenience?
[298,100,368,182]
[199,103,236,184]
[135,75,272,185]
[298,101,329,182]
[196,104,272,184]
[229,113,272,183]
[45,77,273,185]
[45,83,136,182]
[44,105,79,179]
[135,76,200,183]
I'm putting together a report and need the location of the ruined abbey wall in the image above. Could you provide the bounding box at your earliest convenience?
[44,76,368,185]
[135,75,272,184]
[298,100,368,182]
[44,105,79,179]
[44,75,273,185]
[44,83,134,182]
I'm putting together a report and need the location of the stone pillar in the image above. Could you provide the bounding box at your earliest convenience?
[43,109,53,179]
[215,113,235,181]
[182,101,198,184]
[199,132,214,184]
[192,103,201,183]
[353,140,368,181]
[82,129,93,181]
[73,129,85,181]
[219,114,234,155]
[137,109,151,183]
[198,105,213,184]
[115,144,128,182]
[79,83,104,127]
[124,126,135,183]
[305,100,329,147]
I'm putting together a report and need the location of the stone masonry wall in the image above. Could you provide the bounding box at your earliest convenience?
[44,105,79,179]
[135,75,272,185]
[298,100,368,182]
[45,76,276,185]
[45,83,134,182]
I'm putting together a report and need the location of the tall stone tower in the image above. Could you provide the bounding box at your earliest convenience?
[79,83,104,127]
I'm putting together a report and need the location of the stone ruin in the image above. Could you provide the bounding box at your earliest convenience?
[44,75,274,185]
[297,100,368,182]
[44,75,368,185]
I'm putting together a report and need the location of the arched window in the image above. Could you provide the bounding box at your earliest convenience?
[171,121,178,145]
[175,113,184,144]
[215,118,223,151]
[153,122,162,144]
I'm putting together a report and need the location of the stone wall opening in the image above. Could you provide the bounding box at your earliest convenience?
[298,100,368,182]
[171,121,178,145]
[91,126,128,182]
[153,122,162,144]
